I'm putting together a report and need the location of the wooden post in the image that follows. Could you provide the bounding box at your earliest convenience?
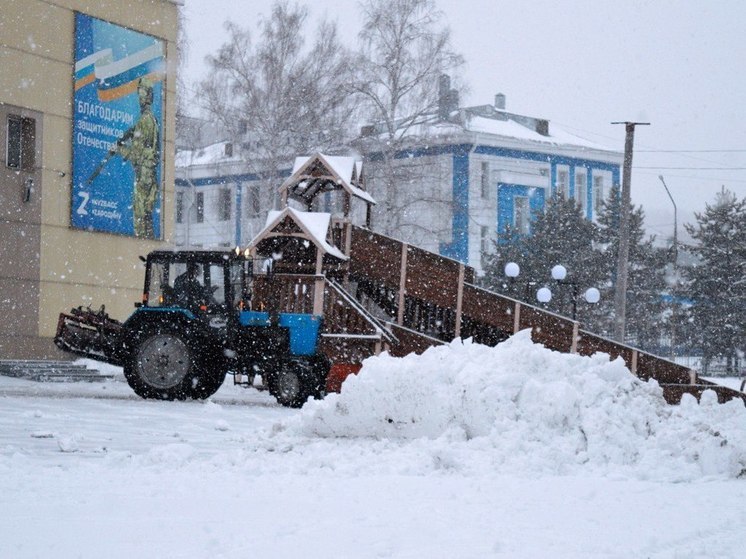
[570,322,579,353]
[630,349,638,375]
[397,243,408,325]
[343,192,351,218]
[454,264,465,338]
[344,221,353,257]
[513,301,521,333]
[313,249,325,315]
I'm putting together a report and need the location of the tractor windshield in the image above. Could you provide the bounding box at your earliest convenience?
[146,257,229,311]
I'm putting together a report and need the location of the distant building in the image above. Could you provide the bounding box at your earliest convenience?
[175,77,622,274]
[356,76,624,273]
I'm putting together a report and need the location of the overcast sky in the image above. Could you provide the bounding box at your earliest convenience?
[182,0,746,242]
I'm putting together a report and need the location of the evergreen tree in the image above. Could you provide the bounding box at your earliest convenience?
[593,185,669,349]
[682,188,746,373]
[482,194,601,320]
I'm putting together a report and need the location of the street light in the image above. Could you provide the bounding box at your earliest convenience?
[505,262,600,320]
[658,175,678,262]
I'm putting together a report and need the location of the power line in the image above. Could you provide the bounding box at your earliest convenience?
[635,166,746,170]
[638,149,746,153]
[634,170,746,184]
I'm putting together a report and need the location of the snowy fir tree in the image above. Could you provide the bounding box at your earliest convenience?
[592,185,669,350]
[682,188,746,373]
[482,194,601,320]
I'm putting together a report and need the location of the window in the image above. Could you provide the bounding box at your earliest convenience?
[218,188,231,221]
[6,115,35,170]
[176,191,184,224]
[514,196,530,235]
[575,171,587,213]
[195,191,204,223]
[556,170,568,199]
[480,225,491,253]
[593,176,604,213]
[480,162,490,199]
[207,263,227,305]
[247,185,261,217]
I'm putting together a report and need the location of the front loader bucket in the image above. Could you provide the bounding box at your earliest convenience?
[54,306,124,365]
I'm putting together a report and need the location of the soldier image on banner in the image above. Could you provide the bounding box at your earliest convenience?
[105,78,160,238]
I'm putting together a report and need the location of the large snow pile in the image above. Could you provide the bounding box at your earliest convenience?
[298,330,746,480]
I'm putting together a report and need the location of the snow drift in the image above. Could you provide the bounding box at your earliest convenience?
[297,330,746,480]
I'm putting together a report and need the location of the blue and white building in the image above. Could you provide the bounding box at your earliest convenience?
[357,88,623,274]
[174,91,622,275]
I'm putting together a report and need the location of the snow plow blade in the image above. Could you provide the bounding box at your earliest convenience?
[54,306,124,366]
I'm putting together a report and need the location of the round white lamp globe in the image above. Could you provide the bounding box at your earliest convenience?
[536,287,552,303]
[504,262,520,278]
[551,264,567,281]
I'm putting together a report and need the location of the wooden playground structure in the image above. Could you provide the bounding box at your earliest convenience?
[246,153,746,405]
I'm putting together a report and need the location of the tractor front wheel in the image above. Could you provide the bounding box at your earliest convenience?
[269,361,318,408]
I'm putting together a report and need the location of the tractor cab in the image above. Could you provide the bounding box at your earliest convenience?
[141,250,248,328]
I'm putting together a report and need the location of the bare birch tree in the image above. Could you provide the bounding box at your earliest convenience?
[196,1,357,214]
[352,0,464,239]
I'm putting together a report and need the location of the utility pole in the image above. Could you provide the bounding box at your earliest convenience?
[611,121,649,342]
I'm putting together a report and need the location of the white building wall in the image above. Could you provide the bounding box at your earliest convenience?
[365,154,453,253]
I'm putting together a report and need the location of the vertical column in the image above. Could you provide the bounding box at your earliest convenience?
[313,249,325,315]
[570,322,579,353]
[397,243,408,325]
[454,264,465,338]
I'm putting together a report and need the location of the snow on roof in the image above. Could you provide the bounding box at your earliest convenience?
[256,207,347,260]
[463,115,615,152]
[287,153,376,205]
[372,110,618,154]
[175,141,241,168]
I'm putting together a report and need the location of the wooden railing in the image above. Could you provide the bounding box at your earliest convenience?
[346,224,746,404]
[252,274,316,314]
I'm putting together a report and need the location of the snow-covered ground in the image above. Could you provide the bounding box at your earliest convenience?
[2,331,745,558]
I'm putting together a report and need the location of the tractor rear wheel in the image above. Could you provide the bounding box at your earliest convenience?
[124,324,224,400]
[189,365,227,400]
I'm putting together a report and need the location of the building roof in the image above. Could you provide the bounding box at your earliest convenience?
[359,87,621,156]
[250,207,348,261]
[280,152,376,206]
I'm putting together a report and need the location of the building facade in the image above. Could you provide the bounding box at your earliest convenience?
[358,92,623,274]
[1,0,180,358]
[175,93,622,275]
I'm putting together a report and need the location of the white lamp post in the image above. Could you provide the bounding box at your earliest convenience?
[505,262,600,320]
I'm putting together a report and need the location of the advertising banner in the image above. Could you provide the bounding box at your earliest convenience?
[72,13,164,239]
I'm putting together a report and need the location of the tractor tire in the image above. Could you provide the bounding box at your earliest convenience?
[269,361,317,408]
[124,324,223,401]
[189,366,227,400]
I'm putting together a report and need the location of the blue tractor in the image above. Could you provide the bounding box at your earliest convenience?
[55,250,329,407]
